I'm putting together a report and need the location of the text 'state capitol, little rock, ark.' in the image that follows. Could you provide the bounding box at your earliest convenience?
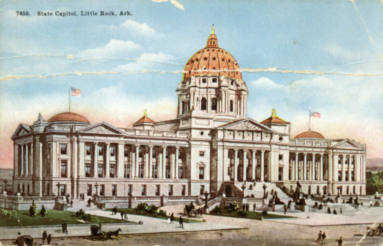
[11,28,367,208]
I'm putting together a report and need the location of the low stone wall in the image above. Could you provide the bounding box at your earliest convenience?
[0,193,55,210]
[97,196,197,209]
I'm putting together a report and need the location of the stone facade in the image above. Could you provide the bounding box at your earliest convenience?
[11,29,366,200]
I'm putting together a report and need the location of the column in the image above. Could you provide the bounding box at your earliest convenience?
[130,150,135,178]
[333,154,339,182]
[313,154,316,180]
[303,153,307,180]
[20,145,24,176]
[144,147,149,178]
[14,144,19,177]
[51,142,57,177]
[162,146,167,179]
[261,150,265,182]
[117,143,124,178]
[149,145,153,178]
[355,154,360,182]
[348,154,352,182]
[234,149,239,182]
[224,149,230,181]
[158,150,163,179]
[93,142,98,178]
[295,153,298,180]
[135,145,140,178]
[25,144,29,176]
[105,143,110,178]
[175,147,179,179]
[170,150,175,179]
[243,150,246,181]
[252,150,256,180]
[328,152,333,182]
[320,153,324,181]
[342,155,346,181]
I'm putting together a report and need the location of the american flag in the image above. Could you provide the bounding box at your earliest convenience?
[71,87,81,96]
[311,112,321,118]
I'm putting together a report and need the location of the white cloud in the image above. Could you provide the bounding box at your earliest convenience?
[151,0,185,11]
[120,20,158,37]
[251,77,285,90]
[79,39,141,58]
[117,52,176,72]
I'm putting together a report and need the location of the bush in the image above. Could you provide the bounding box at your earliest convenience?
[40,205,46,217]
[374,201,380,207]
[157,209,167,217]
[262,210,268,216]
[210,206,222,214]
[136,203,148,211]
[29,205,36,216]
[236,210,247,217]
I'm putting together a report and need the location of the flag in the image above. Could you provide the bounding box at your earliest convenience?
[310,112,321,118]
[71,87,81,96]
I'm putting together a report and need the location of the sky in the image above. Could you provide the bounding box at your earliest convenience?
[0,0,383,168]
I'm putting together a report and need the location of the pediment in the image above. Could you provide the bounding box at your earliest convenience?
[218,118,272,132]
[12,124,31,139]
[332,140,359,149]
[80,122,124,135]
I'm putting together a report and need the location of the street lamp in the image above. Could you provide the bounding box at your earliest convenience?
[204,191,209,213]
[262,184,267,206]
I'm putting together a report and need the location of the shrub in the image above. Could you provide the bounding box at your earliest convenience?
[40,205,46,217]
[374,201,380,207]
[157,209,167,217]
[236,210,247,217]
[136,203,148,211]
[262,210,268,216]
[210,206,222,214]
[29,205,36,216]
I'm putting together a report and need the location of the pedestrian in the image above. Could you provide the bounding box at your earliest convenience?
[62,223,68,234]
[42,230,47,244]
[113,206,117,215]
[120,211,124,220]
[283,204,287,215]
[316,230,322,243]
[124,211,128,220]
[340,208,342,214]
[337,236,343,246]
[321,232,327,244]
[170,213,174,223]
[47,234,52,245]
[253,203,256,211]
[179,216,184,229]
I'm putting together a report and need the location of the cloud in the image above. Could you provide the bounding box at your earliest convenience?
[117,52,176,72]
[79,39,141,58]
[152,0,185,10]
[0,71,120,82]
[252,77,285,90]
[119,19,158,37]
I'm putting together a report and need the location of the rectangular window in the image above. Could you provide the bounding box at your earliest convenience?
[279,154,283,161]
[200,185,205,195]
[98,164,103,178]
[100,184,105,196]
[87,184,92,196]
[155,184,160,196]
[112,184,117,196]
[153,165,158,178]
[182,185,186,196]
[60,144,67,155]
[141,184,146,196]
[168,184,173,196]
[139,164,144,178]
[199,166,204,180]
[124,145,129,157]
[199,151,205,157]
[60,160,67,177]
[85,144,91,156]
[98,145,104,156]
[110,164,115,178]
[85,164,92,177]
[128,184,133,195]
[124,165,130,178]
[110,145,116,157]
[202,78,207,83]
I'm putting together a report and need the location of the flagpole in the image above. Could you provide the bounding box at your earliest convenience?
[68,87,71,112]
[308,110,311,131]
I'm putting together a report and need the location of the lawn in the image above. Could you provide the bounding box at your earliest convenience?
[209,207,293,220]
[106,203,200,223]
[0,209,123,227]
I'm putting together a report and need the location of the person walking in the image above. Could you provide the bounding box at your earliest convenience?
[179,216,184,229]
[120,211,124,220]
[337,236,343,246]
[42,230,47,244]
[316,230,322,243]
[47,234,52,245]
[321,232,327,245]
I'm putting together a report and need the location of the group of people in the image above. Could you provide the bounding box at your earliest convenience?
[316,230,327,245]
[167,213,184,229]
[42,231,52,245]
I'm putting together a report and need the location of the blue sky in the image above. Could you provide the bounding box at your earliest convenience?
[1,0,383,167]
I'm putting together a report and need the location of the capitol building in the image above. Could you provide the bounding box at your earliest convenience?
[11,28,366,202]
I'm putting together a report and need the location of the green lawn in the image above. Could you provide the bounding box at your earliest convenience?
[0,209,123,227]
[106,207,200,223]
[209,207,293,220]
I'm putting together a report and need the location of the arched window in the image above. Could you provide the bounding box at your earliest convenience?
[211,98,217,111]
[230,100,234,112]
[201,97,207,110]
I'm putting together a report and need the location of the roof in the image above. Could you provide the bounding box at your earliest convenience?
[48,112,90,123]
[183,26,242,80]
[261,109,289,125]
[295,130,325,139]
[133,115,155,126]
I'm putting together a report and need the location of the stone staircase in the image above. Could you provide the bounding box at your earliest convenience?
[237,182,291,202]
[66,199,99,212]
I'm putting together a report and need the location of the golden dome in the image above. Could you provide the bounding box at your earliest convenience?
[183,26,242,80]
